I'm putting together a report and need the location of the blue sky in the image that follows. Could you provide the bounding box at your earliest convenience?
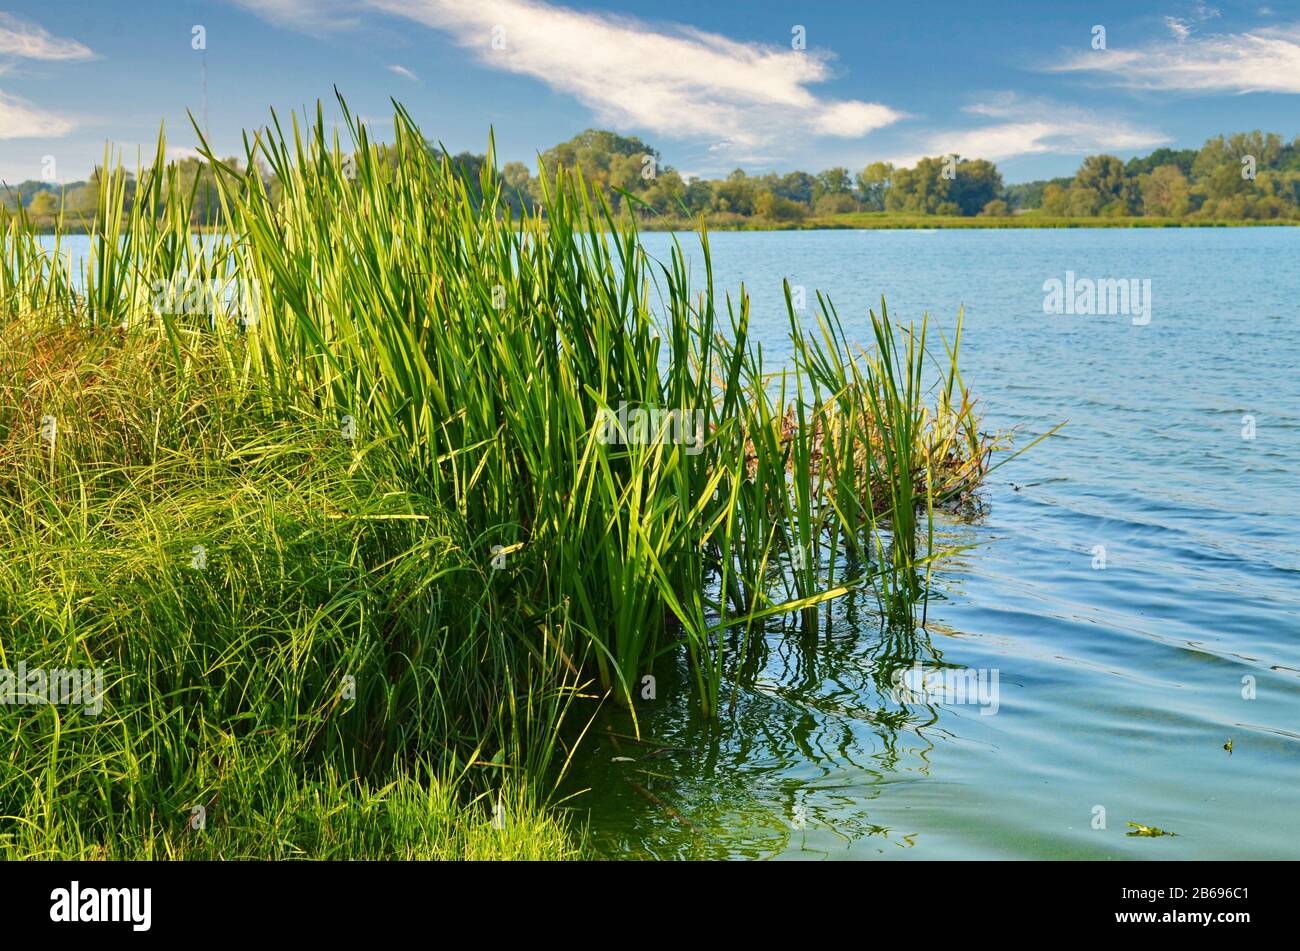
[1,0,1297,185]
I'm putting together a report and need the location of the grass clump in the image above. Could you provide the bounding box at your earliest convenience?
[0,313,585,858]
[0,93,1008,857]
[182,94,998,712]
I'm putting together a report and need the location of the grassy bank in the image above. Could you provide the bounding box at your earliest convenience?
[0,95,1006,858]
[0,312,584,858]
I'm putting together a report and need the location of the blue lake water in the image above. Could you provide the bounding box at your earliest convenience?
[565,227,1300,859]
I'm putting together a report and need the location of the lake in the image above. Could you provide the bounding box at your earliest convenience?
[40,227,1300,858]
[564,227,1300,859]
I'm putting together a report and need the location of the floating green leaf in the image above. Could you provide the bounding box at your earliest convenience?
[1126,822,1178,837]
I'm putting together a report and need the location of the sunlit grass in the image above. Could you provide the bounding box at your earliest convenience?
[0,314,584,858]
[0,93,1010,858]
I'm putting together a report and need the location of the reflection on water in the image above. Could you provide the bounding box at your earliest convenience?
[564,555,993,859]
[565,228,1300,859]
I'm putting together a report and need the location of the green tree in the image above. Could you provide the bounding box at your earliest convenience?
[755,189,808,221]
[1039,183,1070,215]
[813,192,858,215]
[949,159,1003,216]
[812,167,853,203]
[681,178,715,214]
[1072,154,1138,215]
[501,160,534,216]
[641,168,686,214]
[26,190,59,224]
[1138,165,1191,217]
[534,128,660,210]
[772,170,815,206]
[1003,176,1069,211]
[885,156,959,215]
[713,169,757,215]
[1066,185,1102,216]
[855,161,893,211]
[1125,147,1197,179]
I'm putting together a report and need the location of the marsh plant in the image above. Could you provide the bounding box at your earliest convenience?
[0,93,1014,857]
[595,401,706,455]
[150,272,261,324]
[0,663,105,714]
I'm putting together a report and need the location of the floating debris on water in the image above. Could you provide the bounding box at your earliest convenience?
[1126,822,1178,837]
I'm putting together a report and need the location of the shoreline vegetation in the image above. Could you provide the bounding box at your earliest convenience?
[19,212,1299,236]
[0,96,1037,859]
[7,124,1300,234]
[641,213,1300,231]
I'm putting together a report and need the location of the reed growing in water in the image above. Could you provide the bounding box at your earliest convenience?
[0,94,1007,857]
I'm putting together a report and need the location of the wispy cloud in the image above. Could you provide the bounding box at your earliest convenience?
[0,90,73,138]
[1051,22,1300,94]
[886,94,1168,166]
[1164,17,1193,43]
[0,12,94,61]
[227,0,361,34]
[1164,2,1221,44]
[387,63,420,82]
[230,0,904,147]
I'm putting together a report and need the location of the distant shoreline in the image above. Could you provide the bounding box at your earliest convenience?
[26,213,1300,237]
[638,213,1300,232]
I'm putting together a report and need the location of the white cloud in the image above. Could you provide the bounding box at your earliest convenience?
[1051,22,1300,94]
[1164,17,1193,43]
[812,100,899,137]
[227,0,360,34]
[0,90,73,138]
[0,12,93,61]
[1165,3,1219,44]
[387,63,420,82]
[886,95,1168,166]
[230,0,904,147]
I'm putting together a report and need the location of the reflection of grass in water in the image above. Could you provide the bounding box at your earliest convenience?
[570,599,960,857]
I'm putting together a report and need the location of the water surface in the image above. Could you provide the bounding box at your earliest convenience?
[567,228,1300,859]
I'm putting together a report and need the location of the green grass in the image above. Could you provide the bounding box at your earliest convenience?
[0,315,586,858]
[0,93,1007,858]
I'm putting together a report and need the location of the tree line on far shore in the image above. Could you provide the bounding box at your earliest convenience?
[7,128,1299,229]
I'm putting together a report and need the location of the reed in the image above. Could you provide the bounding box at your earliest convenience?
[2,93,1001,713]
[0,93,1009,856]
